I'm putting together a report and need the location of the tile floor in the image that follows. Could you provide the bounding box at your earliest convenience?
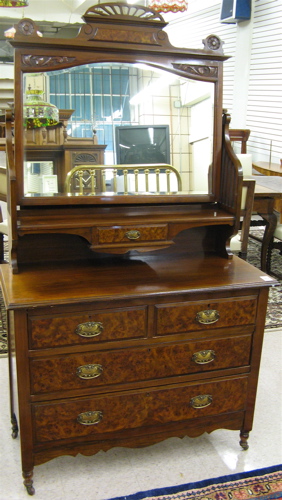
[0,328,281,500]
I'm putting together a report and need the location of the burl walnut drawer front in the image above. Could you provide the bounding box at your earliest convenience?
[30,335,252,395]
[33,376,248,443]
[156,297,257,335]
[29,307,147,349]
[97,224,168,244]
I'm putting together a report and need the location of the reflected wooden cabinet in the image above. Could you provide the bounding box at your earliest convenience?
[0,2,276,496]
[26,142,107,193]
[25,110,107,193]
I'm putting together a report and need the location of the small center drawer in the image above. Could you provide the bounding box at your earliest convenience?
[97,224,168,244]
[155,296,257,335]
[29,306,147,349]
[30,335,252,395]
[33,376,248,443]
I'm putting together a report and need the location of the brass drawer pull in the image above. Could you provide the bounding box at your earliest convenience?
[76,364,103,380]
[192,350,216,364]
[190,394,213,409]
[77,410,103,426]
[125,230,141,240]
[196,309,220,325]
[75,321,104,338]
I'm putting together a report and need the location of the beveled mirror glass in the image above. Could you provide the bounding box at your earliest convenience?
[23,63,214,197]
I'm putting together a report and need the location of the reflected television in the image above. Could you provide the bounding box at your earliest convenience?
[115,125,170,164]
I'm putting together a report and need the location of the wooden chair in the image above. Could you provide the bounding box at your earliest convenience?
[65,163,182,195]
[0,166,7,203]
[230,177,256,260]
[234,153,267,262]
[229,129,251,154]
[266,218,282,275]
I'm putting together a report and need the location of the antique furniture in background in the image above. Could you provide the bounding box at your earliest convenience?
[0,3,276,496]
[252,164,282,225]
[25,109,107,193]
[266,220,282,275]
[230,177,255,260]
[253,160,282,177]
[229,129,251,154]
[251,176,282,270]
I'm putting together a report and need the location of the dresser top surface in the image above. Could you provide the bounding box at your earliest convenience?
[0,250,277,309]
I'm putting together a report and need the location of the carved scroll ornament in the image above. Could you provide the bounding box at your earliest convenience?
[173,63,218,78]
[22,55,76,68]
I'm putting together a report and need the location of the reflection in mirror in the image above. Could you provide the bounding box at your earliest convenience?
[23,63,214,197]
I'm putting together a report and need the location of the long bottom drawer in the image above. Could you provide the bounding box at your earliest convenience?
[33,376,248,443]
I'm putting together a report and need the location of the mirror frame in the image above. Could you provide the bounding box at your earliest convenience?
[10,2,229,206]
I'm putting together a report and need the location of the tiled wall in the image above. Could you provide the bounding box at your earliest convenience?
[133,69,213,192]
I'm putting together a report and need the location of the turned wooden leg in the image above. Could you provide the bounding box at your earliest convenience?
[240,431,249,450]
[7,313,19,440]
[22,470,35,496]
[11,412,18,439]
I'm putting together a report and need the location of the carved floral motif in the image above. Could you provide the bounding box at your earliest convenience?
[206,35,221,51]
[202,35,224,53]
[22,55,76,67]
[18,19,36,36]
[172,64,218,78]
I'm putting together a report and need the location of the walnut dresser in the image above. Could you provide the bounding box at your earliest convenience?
[1,248,276,495]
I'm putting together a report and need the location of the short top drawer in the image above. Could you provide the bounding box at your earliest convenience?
[29,306,147,349]
[97,224,168,244]
[155,296,257,335]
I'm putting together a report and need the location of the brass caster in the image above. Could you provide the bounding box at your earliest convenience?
[11,413,19,439]
[23,471,35,496]
[25,484,35,496]
[240,431,249,450]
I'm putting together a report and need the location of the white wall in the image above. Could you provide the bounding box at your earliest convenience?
[165,0,282,164]
[1,0,281,163]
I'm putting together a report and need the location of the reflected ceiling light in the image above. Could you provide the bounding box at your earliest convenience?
[4,26,16,38]
[130,73,176,105]
[4,25,42,38]
[0,0,29,6]
[148,0,188,13]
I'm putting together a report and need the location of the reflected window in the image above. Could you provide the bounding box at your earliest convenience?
[49,64,132,155]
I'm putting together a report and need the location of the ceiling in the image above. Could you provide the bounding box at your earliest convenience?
[0,0,215,61]
[0,0,169,61]
[0,0,102,61]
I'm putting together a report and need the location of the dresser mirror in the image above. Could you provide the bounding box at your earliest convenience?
[22,63,215,197]
[7,2,227,206]
[6,2,242,273]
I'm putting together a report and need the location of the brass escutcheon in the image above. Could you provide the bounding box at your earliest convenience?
[75,321,104,338]
[76,364,103,379]
[196,309,220,325]
[190,394,213,409]
[77,410,103,426]
[125,230,141,240]
[192,350,216,364]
